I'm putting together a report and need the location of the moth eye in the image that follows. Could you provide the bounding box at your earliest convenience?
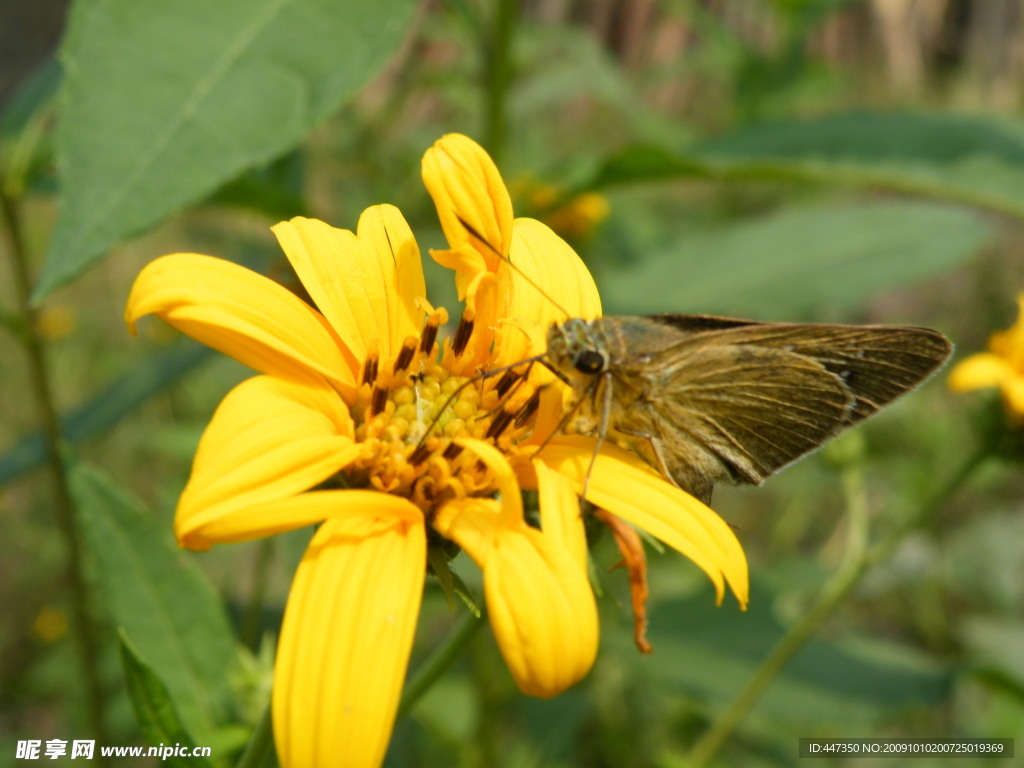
[575,349,605,374]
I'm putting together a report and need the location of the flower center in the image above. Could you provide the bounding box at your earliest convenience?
[339,311,542,514]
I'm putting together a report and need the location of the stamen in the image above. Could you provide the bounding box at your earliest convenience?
[419,320,439,354]
[442,443,464,461]
[514,388,542,427]
[485,409,515,440]
[494,369,521,397]
[394,337,417,372]
[370,386,388,416]
[408,442,432,466]
[452,315,474,357]
[362,354,379,386]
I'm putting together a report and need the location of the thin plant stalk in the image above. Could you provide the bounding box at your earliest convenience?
[481,0,517,163]
[686,444,990,766]
[397,607,487,719]
[240,538,275,651]
[235,702,274,768]
[0,178,109,749]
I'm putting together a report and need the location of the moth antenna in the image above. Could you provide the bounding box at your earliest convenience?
[456,215,571,320]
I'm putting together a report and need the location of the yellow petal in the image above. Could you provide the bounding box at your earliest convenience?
[505,218,602,321]
[176,376,358,549]
[536,436,749,609]
[422,133,513,271]
[429,244,487,292]
[1001,377,1024,416]
[947,352,1012,392]
[434,498,598,698]
[534,459,587,570]
[989,295,1024,362]
[182,489,424,549]
[357,205,427,351]
[126,254,356,395]
[273,211,424,364]
[274,513,425,768]
[453,438,522,527]
[495,217,602,365]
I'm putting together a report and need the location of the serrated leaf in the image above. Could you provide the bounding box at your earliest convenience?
[119,631,216,768]
[600,201,992,318]
[70,463,235,744]
[39,0,417,299]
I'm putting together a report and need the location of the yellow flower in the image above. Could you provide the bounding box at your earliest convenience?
[125,133,748,768]
[949,294,1024,415]
[511,175,610,240]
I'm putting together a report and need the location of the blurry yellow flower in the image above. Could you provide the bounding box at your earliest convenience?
[544,191,609,240]
[32,606,69,644]
[949,294,1024,415]
[511,175,610,241]
[126,133,747,768]
[35,305,76,340]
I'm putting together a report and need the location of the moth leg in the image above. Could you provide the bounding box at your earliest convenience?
[616,424,714,505]
[615,424,675,483]
[581,371,614,502]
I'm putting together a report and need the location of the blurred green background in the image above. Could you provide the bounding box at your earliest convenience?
[3,0,1024,766]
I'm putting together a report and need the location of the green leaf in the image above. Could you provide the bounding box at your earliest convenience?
[0,343,211,485]
[0,58,60,195]
[599,200,992,318]
[208,150,309,221]
[119,631,216,768]
[590,111,1024,221]
[39,0,418,299]
[70,463,235,744]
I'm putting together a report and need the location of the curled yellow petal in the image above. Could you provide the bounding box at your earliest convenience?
[947,352,1012,392]
[434,498,598,698]
[454,437,522,527]
[176,376,358,549]
[273,210,425,364]
[422,133,513,268]
[536,436,749,609]
[274,513,425,768]
[534,459,587,570]
[126,253,356,395]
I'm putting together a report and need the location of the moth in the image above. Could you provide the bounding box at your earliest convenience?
[450,222,952,653]
[450,219,952,502]
[544,313,952,503]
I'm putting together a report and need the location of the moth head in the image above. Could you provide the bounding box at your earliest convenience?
[545,318,608,386]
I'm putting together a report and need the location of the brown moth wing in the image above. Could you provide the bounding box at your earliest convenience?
[648,315,954,426]
[596,315,951,503]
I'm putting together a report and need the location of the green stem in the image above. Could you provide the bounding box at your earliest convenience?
[686,445,990,766]
[235,702,274,768]
[0,177,109,750]
[481,0,517,163]
[240,538,275,651]
[397,607,487,719]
